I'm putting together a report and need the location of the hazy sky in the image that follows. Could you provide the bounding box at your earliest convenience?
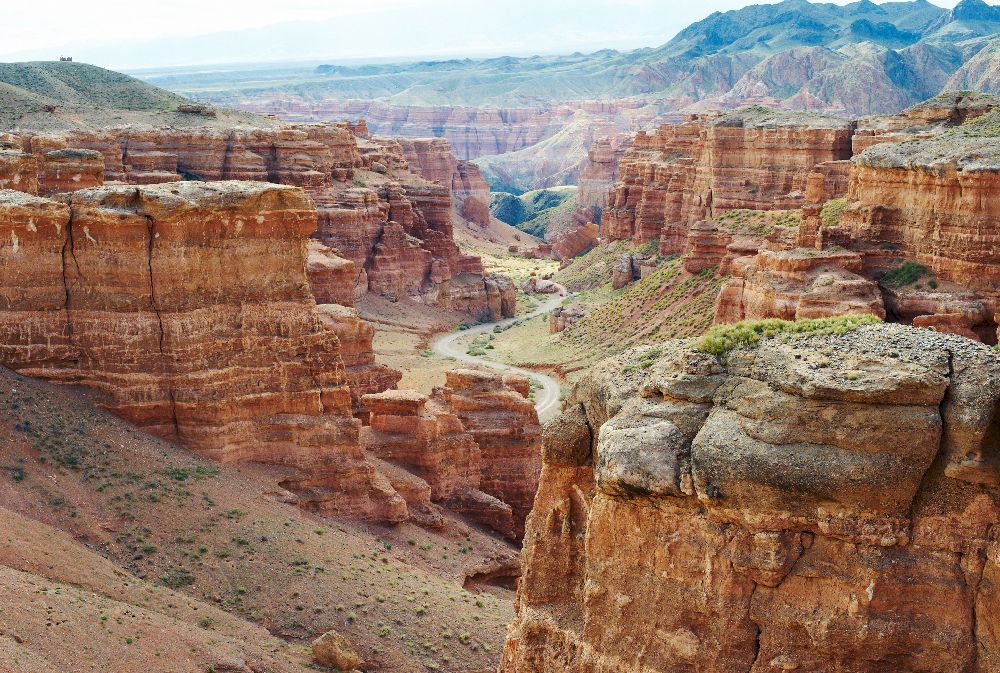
[0,0,976,69]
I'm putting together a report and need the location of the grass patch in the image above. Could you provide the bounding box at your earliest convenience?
[820,198,847,228]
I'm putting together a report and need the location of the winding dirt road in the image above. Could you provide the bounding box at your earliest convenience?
[432,285,566,422]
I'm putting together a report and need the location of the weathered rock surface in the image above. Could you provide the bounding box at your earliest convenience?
[361,384,527,537]
[3,123,514,320]
[312,629,360,671]
[445,369,542,538]
[37,148,104,196]
[577,135,630,212]
[0,149,38,194]
[399,137,492,227]
[604,110,852,255]
[715,248,886,324]
[0,182,404,521]
[501,323,1000,673]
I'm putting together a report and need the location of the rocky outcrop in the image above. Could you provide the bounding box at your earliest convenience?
[714,249,886,324]
[843,143,1000,327]
[0,182,404,521]
[577,135,630,212]
[320,304,403,421]
[312,630,360,671]
[3,124,513,320]
[0,149,38,194]
[604,109,853,255]
[683,220,732,274]
[398,137,492,227]
[502,322,1000,673]
[611,253,657,290]
[361,386,520,537]
[550,218,599,262]
[37,148,104,196]
[445,369,542,538]
[550,306,587,333]
[307,240,359,307]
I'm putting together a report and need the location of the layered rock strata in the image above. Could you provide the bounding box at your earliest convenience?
[0,182,403,520]
[714,249,886,324]
[362,387,519,537]
[843,140,1000,331]
[398,137,491,227]
[502,323,1000,673]
[1,123,514,320]
[445,369,542,538]
[604,110,853,255]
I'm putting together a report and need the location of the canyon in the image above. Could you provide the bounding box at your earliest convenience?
[7,2,1000,670]
[144,0,1000,198]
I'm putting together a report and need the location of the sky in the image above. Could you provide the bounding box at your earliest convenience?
[0,0,975,70]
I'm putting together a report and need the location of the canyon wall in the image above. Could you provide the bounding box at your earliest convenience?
[0,122,514,321]
[842,139,1000,328]
[398,137,492,227]
[576,135,630,213]
[624,95,1000,342]
[0,182,403,520]
[502,323,1000,673]
[604,110,853,255]
[361,374,544,539]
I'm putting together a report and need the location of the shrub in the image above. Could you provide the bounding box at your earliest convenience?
[696,315,881,362]
[881,261,929,288]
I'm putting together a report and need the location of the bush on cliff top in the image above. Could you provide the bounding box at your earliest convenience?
[696,315,882,362]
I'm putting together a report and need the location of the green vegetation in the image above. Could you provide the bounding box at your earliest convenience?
[717,209,800,235]
[696,315,882,362]
[820,198,848,228]
[488,187,578,238]
[881,261,930,288]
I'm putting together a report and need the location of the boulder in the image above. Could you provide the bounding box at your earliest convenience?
[312,629,360,671]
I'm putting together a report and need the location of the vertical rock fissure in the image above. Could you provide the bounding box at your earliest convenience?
[966,547,985,673]
[60,206,82,347]
[745,581,762,673]
[143,207,180,439]
[904,348,956,536]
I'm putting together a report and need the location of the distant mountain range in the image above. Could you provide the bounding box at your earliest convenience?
[146,0,1000,117]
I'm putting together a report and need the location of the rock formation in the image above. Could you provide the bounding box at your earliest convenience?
[0,148,38,194]
[627,96,1000,342]
[604,109,853,255]
[714,249,886,324]
[445,369,542,538]
[0,122,515,321]
[37,148,104,195]
[577,135,630,213]
[502,322,1000,673]
[550,305,587,333]
[0,182,403,521]
[361,386,525,537]
[398,137,491,227]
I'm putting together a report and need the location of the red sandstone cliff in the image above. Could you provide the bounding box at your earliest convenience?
[361,377,543,539]
[0,182,403,520]
[502,324,1000,673]
[0,122,516,321]
[604,109,853,255]
[398,137,491,227]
